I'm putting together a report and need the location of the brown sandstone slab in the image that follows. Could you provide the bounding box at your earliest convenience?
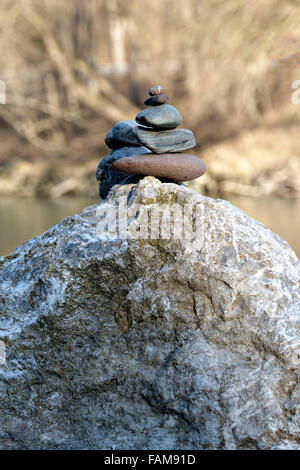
[111,153,206,182]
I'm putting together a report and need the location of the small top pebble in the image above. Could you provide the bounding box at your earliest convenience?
[149,85,163,96]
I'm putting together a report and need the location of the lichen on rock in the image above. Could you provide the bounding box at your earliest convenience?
[0,177,299,449]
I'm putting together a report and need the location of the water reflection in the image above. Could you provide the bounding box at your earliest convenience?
[0,197,98,256]
[0,195,299,258]
[228,196,300,259]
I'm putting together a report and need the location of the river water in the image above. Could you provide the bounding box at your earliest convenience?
[0,195,299,258]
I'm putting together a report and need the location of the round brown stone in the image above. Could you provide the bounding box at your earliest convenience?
[149,85,163,96]
[111,153,206,182]
[144,94,170,106]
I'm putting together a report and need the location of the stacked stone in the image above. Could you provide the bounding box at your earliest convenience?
[96,86,206,199]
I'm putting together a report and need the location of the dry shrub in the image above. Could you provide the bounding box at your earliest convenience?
[0,0,300,160]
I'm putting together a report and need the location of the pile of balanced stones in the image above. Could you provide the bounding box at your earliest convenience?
[96,85,206,199]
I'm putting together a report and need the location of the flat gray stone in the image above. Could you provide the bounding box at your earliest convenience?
[136,105,182,130]
[96,146,151,199]
[134,128,196,153]
[105,120,140,149]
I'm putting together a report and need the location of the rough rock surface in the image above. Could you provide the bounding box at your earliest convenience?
[0,177,299,450]
[134,128,196,153]
[96,146,151,199]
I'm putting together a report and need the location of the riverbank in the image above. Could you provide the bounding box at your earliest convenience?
[1,194,299,258]
[1,116,300,199]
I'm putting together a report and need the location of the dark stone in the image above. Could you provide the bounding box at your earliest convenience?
[149,85,163,96]
[96,146,151,199]
[111,153,206,182]
[105,120,140,150]
[136,105,182,130]
[144,94,170,106]
[134,128,196,153]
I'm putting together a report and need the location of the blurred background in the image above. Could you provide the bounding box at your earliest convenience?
[0,0,300,256]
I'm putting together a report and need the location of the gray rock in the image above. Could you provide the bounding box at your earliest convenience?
[136,105,182,130]
[96,146,151,199]
[134,128,196,153]
[0,177,299,450]
[104,120,140,149]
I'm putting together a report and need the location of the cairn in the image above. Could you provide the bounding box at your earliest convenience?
[96,86,206,199]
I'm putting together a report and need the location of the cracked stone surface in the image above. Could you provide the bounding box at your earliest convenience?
[0,177,299,450]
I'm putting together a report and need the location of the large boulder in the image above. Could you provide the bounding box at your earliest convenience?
[0,177,299,450]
